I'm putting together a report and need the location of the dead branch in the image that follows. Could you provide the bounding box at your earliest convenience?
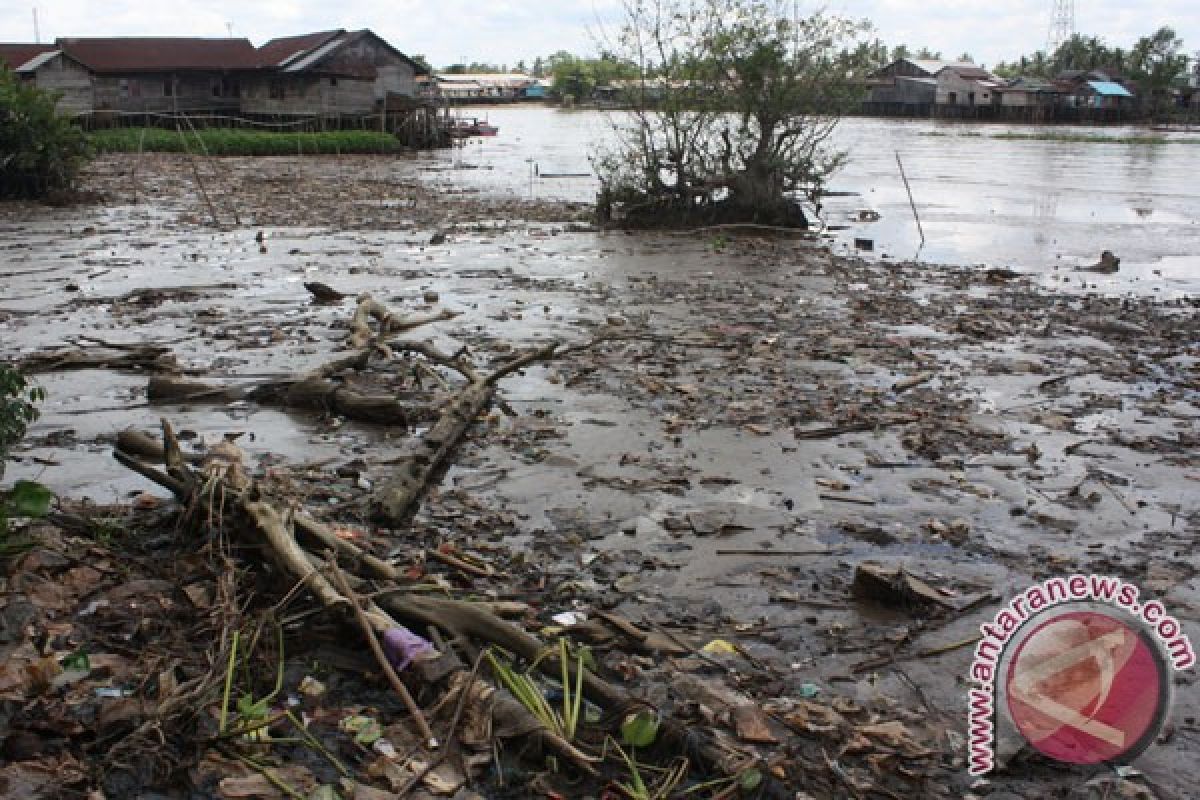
[20,346,178,374]
[349,294,461,349]
[328,556,437,748]
[371,341,561,527]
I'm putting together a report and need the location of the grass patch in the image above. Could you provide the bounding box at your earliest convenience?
[989,132,1200,145]
[89,127,403,156]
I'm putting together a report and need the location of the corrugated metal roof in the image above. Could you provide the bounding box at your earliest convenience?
[58,37,260,72]
[0,43,56,70]
[1087,80,1132,97]
[282,35,349,73]
[269,30,425,77]
[942,66,994,80]
[16,49,61,72]
[911,59,975,76]
[257,30,343,68]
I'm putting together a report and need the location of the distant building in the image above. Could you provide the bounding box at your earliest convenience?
[3,30,427,118]
[244,29,425,116]
[0,42,56,75]
[935,65,1002,108]
[1054,69,1136,111]
[436,73,537,102]
[0,43,95,114]
[864,59,978,114]
[57,37,260,114]
[524,79,550,100]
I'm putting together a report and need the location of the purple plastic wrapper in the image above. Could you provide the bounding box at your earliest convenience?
[381,626,435,671]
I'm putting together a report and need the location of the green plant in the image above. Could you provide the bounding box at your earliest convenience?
[0,364,42,465]
[0,480,54,555]
[0,364,50,553]
[486,637,586,742]
[89,127,405,156]
[609,739,689,800]
[0,67,91,200]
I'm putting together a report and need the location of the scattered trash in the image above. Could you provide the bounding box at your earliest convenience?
[381,627,436,671]
[852,563,956,610]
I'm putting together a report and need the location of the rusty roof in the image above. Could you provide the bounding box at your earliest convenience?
[0,43,56,70]
[256,30,343,67]
[57,37,260,73]
[940,66,994,80]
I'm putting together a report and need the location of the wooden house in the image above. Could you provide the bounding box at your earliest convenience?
[0,44,93,114]
[935,65,1002,108]
[994,77,1060,109]
[55,37,259,114]
[435,73,536,103]
[0,43,56,76]
[242,29,425,116]
[1055,69,1136,110]
[864,59,976,114]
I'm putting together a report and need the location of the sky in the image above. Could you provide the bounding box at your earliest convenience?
[2,1,1197,69]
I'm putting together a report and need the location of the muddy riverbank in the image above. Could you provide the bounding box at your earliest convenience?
[1,152,1197,799]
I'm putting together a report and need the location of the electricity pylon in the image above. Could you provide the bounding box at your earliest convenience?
[1047,0,1075,54]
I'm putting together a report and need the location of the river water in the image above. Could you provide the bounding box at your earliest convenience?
[422,106,1200,295]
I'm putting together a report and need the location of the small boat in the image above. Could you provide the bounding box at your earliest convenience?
[446,116,499,138]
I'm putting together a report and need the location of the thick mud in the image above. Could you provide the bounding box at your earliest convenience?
[1,150,1197,797]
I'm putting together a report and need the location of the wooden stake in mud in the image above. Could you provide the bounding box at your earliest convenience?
[896,151,925,245]
[183,114,241,227]
[176,120,221,228]
[131,126,146,205]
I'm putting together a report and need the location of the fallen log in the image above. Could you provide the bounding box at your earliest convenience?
[21,346,178,374]
[146,375,409,427]
[115,422,768,791]
[371,341,560,527]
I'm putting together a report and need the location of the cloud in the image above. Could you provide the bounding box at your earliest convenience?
[9,1,1198,68]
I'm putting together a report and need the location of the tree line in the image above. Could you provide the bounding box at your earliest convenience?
[446,25,1195,101]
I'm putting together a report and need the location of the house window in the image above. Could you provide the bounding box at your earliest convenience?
[329,77,338,87]
[164,79,175,96]
[119,79,129,98]
[212,78,240,98]
[269,81,285,99]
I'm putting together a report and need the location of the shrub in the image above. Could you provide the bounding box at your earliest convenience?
[0,66,91,200]
[0,364,50,553]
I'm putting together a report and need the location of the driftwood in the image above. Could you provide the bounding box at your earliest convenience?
[110,292,781,794]
[371,341,560,527]
[143,294,468,426]
[114,419,767,789]
[114,419,603,777]
[348,294,461,349]
[20,345,178,374]
[303,281,348,304]
[147,375,410,426]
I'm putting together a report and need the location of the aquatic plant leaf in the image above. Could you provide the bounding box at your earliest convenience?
[8,480,53,518]
[620,709,660,747]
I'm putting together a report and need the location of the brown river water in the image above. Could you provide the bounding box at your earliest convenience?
[426,107,1200,296]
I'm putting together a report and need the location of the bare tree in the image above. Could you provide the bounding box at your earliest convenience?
[593,0,869,228]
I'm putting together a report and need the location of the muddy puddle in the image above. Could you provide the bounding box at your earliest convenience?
[1,149,1198,795]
